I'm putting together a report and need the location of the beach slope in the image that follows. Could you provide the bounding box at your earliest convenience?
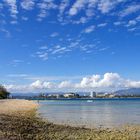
[0,99,140,140]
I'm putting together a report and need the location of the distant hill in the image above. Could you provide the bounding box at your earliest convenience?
[115,88,140,95]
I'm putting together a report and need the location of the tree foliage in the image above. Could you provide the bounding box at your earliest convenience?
[0,85,10,99]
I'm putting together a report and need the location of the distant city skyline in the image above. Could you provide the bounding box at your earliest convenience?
[0,0,140,93]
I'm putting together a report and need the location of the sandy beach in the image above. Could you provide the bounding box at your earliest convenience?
[0,99,38,115]
[0,99,140,140]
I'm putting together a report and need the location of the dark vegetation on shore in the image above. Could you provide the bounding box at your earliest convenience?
[0,110,140,140]
[0,85,10,99]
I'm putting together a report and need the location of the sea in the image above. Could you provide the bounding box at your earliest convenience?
[37,98,140,128]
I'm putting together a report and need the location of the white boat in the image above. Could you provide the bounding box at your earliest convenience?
[87,100,93,102]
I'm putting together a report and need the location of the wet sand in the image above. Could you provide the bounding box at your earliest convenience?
[0,99,140,140]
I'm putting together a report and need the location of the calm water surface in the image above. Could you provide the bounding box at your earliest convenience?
[37,98,140,128]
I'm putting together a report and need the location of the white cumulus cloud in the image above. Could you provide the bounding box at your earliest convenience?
[83,25,95,33]
[4,0,18,18]
[5,73,140,93]
[69,0,86,16]
[120,4,140,17]
[21,0,35,10]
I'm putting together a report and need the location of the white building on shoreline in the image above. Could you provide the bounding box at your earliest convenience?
[90,92,97,98]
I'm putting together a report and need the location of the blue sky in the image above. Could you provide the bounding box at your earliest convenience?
[0,0,140,93]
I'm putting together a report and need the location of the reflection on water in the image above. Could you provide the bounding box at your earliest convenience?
[37,99,140,128]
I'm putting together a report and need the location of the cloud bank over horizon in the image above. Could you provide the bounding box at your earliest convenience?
[5,73,140,93]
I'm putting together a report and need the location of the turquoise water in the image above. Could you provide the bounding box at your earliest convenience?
[37,98,140,128]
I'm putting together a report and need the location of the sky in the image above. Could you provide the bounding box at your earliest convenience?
[0,0,140,93]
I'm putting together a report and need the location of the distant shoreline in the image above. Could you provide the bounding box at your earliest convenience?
[30,97,140,101]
